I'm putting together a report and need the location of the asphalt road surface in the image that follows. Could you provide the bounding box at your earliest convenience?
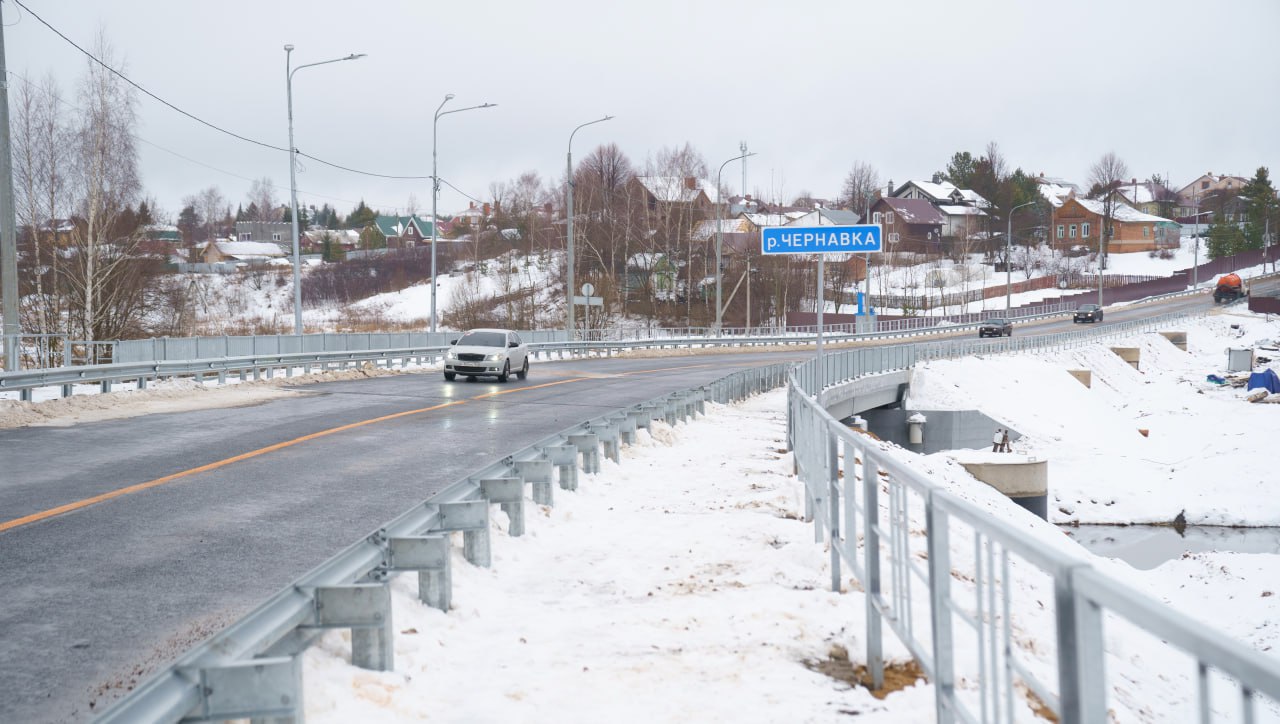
[0,291,1239,722]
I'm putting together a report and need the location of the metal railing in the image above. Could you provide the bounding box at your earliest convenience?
[94,362,791,722]
[787,311,1280,722]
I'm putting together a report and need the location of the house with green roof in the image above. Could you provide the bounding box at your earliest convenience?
[370,214,439,249]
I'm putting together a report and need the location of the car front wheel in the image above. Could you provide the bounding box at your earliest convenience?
[497,361,510,383]
[517,357,528,380]
[444,371,456,381]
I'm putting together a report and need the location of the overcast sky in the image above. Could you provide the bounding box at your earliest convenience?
[8,0,1278,222]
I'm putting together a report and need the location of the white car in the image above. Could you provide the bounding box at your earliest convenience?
[444,328,529,382]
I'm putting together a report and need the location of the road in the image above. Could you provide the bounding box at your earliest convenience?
[0,291,1232,722]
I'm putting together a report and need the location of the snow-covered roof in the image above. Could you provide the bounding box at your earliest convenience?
[880,197,945,224]
[692,218,750,240]
[742,213,794,228]
[1072,198,1174,224]
[957,189,992,208]
[786,208,863,227]
[937,205,989,217]
[214,241,286,258]
[635,176,717,204]
[902,179,959,201]
[1038,183,1073,207]
[626,252,676,270]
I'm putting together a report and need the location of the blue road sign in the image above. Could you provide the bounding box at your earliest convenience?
[761,225,882,255]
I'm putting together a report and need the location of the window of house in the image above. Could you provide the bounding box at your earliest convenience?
[272,233,282,241]
[1143,226,1149,238]
[239,233,250,241]
[1201,181,1209,190]
[886,212,895,224]
[873,212,883,224]
[1069,224,1077,238]
[1082,222,1091,237]
[1057,225,1064,239]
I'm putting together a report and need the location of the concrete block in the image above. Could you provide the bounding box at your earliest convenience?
[1110,347,1140,370]
[1068,369,1092,388]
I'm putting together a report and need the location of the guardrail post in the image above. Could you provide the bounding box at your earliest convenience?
[926,494,956,724]
[515,459,555,506]
[100,379,112,394]
[434,500,491,567]
[863,459,884,690]
[480,477,525,537]
[388,535,452,612]
[1059,566,1107,724]
[60,383,72,398]
[590,421,621,464]
[181,655,303,723]
[312,583,394,672]
[618,411,639,445]
[542,443,579,491]
[567,432,600,475]
[828,433,841,593]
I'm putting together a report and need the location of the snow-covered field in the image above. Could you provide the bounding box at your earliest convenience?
[295,311,1280,722]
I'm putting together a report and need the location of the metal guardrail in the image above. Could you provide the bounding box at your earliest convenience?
[0,305,1098,402]
[94,362,792,722]
[787,310,1280,722]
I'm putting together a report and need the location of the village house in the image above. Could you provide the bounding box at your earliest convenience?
[1051,197,1179,254]
[630,176,717,219]
[235,220,292,244]
[371,214,437,249]
[1176,172,1249,209]
[197,240,287,264]
[867,197,945,253]
[890,179,991,240]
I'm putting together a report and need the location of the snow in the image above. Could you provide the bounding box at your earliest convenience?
[297,311,1280,722]
[1073,197,1174,223]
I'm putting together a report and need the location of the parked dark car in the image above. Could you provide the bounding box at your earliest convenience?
[978,318,1013,337]
[1073,304,1104,323]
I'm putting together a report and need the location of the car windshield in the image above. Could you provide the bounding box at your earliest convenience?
[457,331,506,347]
[984,319,1008,324]
[1079,305,1099,311]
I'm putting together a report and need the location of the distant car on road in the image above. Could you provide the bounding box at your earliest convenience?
[978,318,1013,337]
[444,328,529,382]
[1073,304,1104,323]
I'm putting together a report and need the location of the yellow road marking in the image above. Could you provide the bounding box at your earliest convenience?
[0,399,467,534]
[1,359,731,533]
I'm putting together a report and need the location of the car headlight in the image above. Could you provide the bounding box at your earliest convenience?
[446,350,457,359]
[486,353,505,361]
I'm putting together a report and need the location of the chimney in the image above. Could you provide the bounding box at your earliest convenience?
[469,201,475,210]
[684,176,697,190]
[482,202,491,217]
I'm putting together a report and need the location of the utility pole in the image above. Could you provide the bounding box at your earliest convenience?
[0,2,20,371]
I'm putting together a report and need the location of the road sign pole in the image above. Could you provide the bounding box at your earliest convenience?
[816,256,824,368]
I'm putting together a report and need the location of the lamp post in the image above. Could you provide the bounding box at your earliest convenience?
[431,95,496,335]
[1005,200,1036,312]
[715,150,755,332]
[564,115,613,339]
[1188,209,1212,290]
[286,45,365,336]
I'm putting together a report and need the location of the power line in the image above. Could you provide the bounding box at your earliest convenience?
[11,0,437,181]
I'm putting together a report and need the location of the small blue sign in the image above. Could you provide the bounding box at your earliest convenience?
[761,225,882,255]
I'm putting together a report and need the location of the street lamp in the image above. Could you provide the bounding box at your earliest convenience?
[285,45,366,336]
[715,149,755,332]
[564,115,613,338]
[1006,200,1036,312]
[431,95,496,335]
[1187,209,1213,290]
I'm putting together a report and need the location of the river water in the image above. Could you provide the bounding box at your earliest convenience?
[1063,525,1280,569]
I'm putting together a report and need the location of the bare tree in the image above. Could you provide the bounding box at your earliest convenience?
[66,34,142,345]
[12,73,70,341]
[195,187,228,243]
[841,161,880,216]
[246,177,279,222]
[1088,152,1130,269]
